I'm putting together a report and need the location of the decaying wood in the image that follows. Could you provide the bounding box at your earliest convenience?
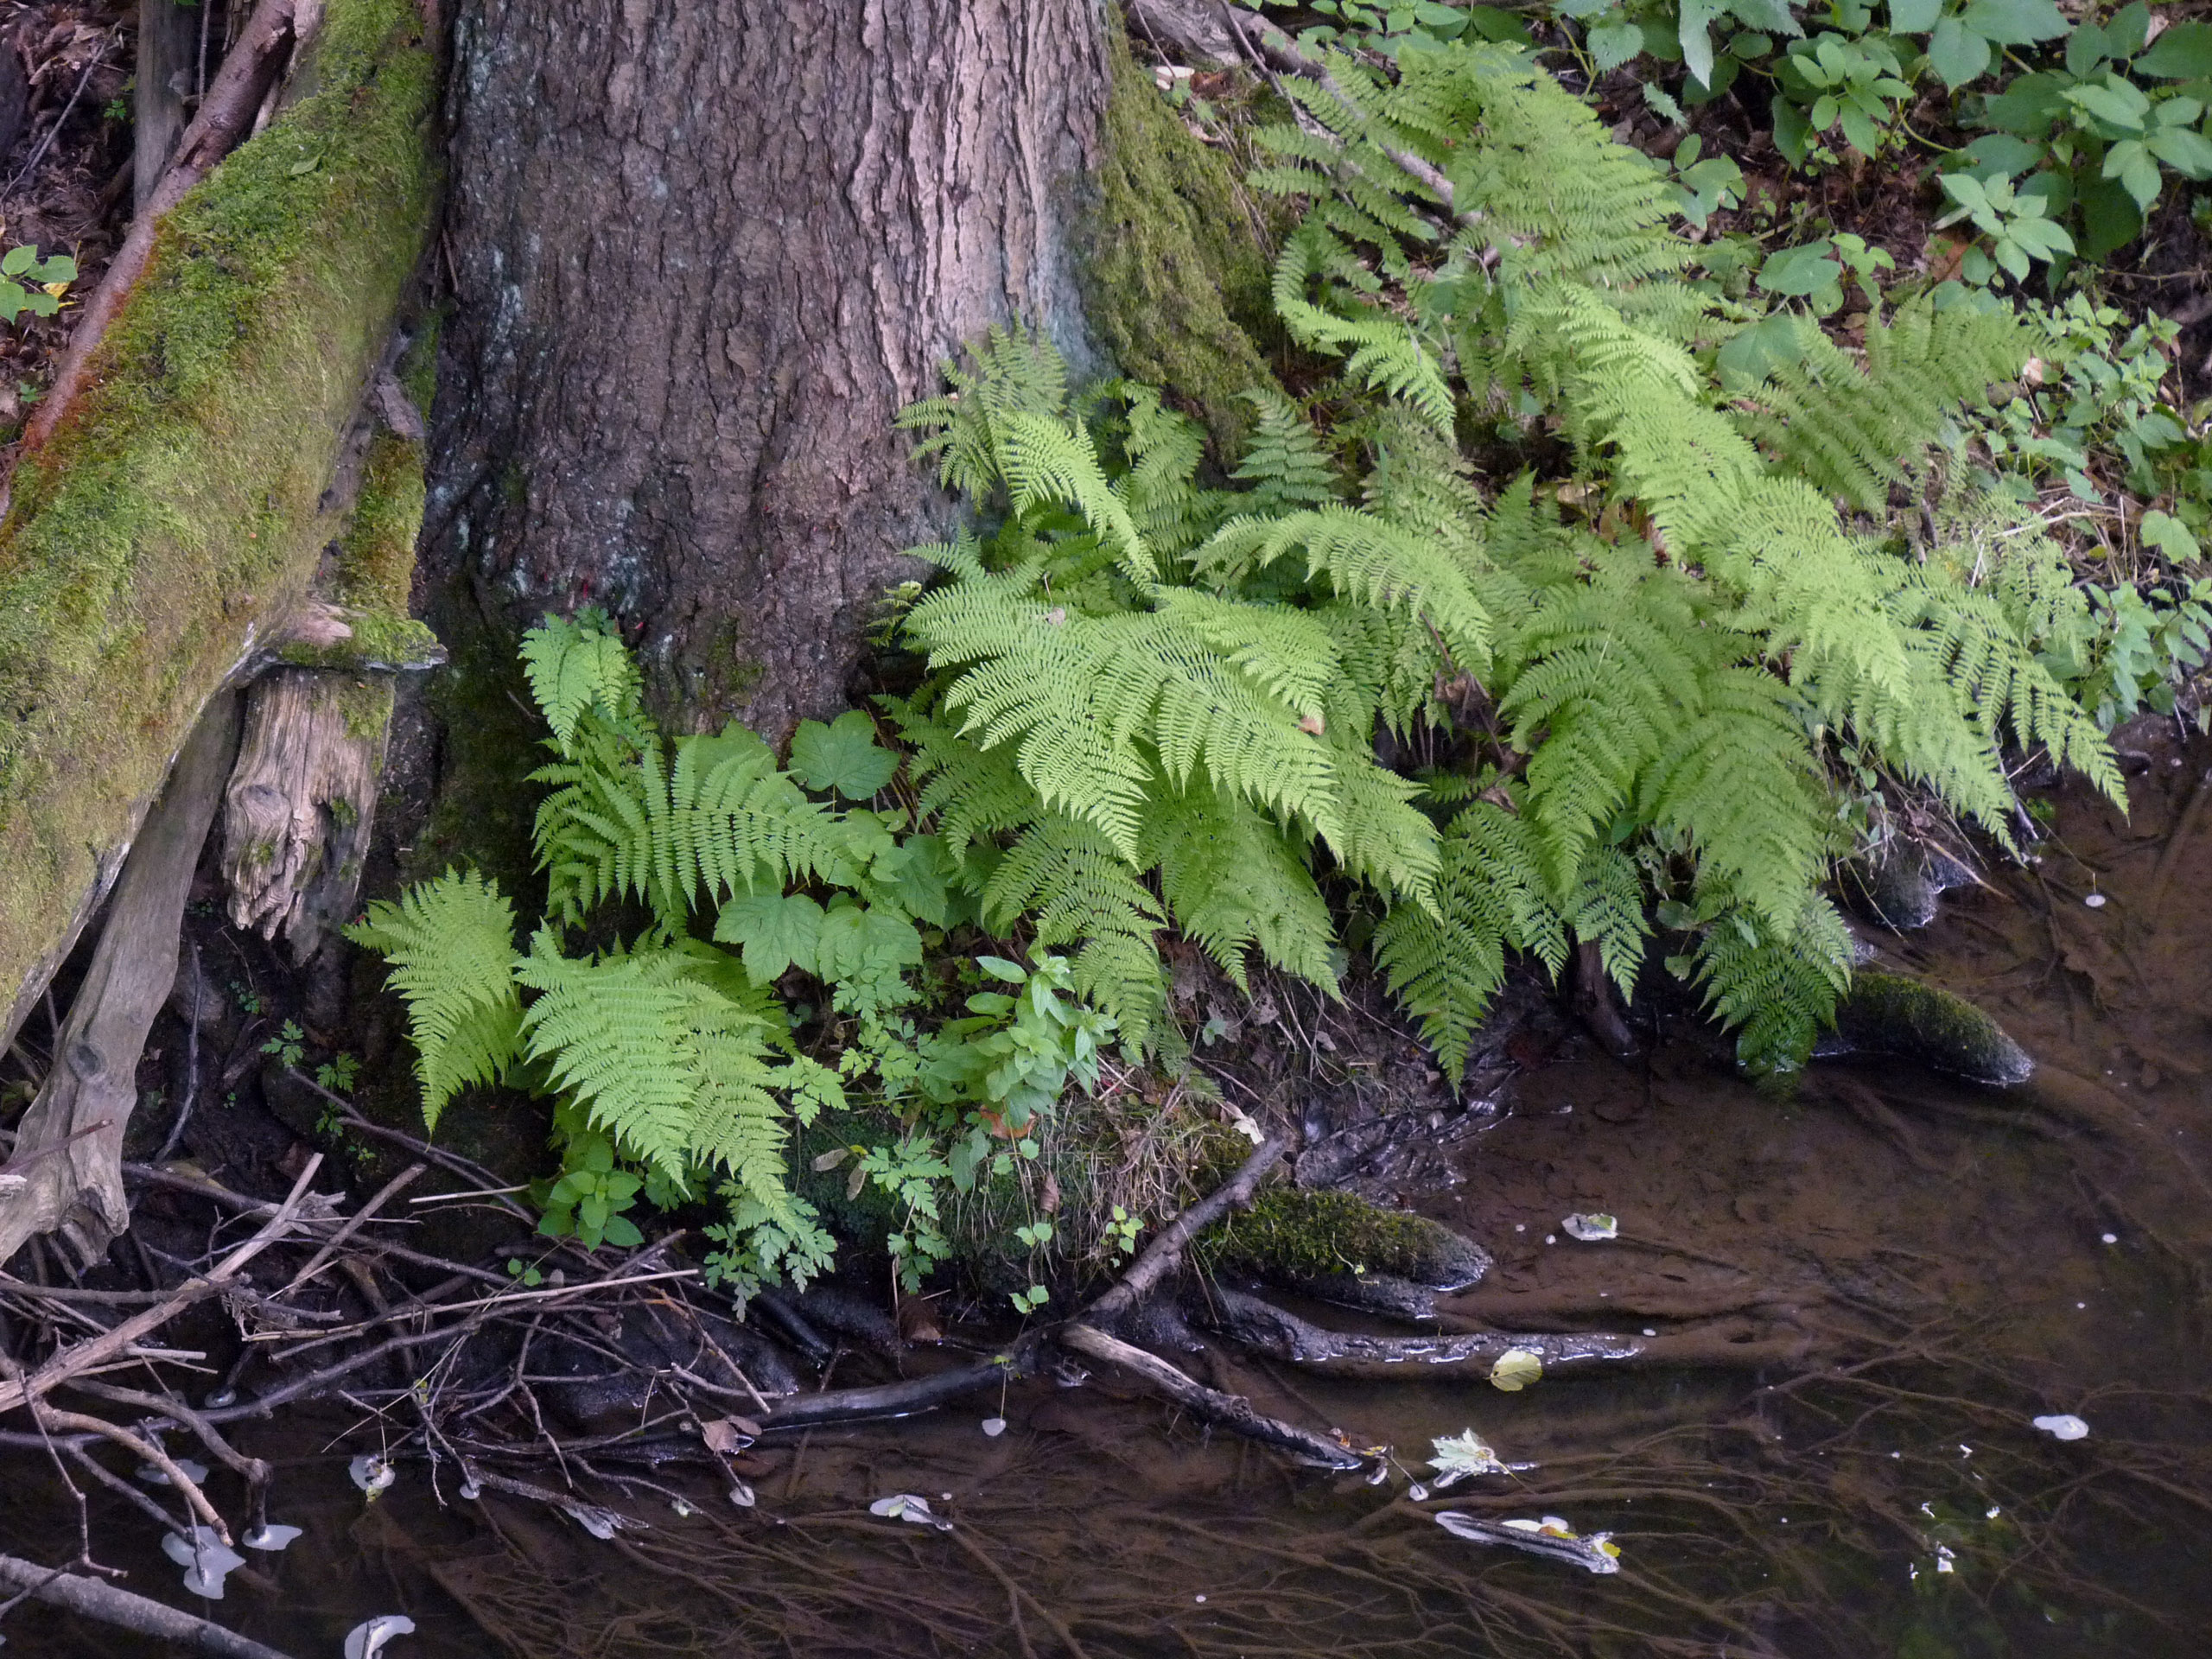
[134,0,199,210]
[0,696,242,1268]
[0,1551,298,1659]
[220,668,388,960]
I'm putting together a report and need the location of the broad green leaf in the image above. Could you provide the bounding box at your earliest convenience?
[2005,214,2075,258]
[1679,0,1725,87]
[2141,510,2202,563]
[1771,92,1814,162]
[1588,19,1643,68]
[1927,16,1993,87]
[1756,239,1843,296]
[1726,0,1801,35]
[1961,0,2069,45]
[812,904,924,991]
[1958,132,2043,175]
[2109,141,2164,209]
[2077,175,2144,257]
[2067,77,2149,131]
[2107,0,2152,57]
[1840,103,1882,156]
[1889,0,1940,34]
[713,890,824,981]
[0,246,32,276]
[1717,312,1811,382]
[2149,124,2212,177]
[2065,21,2111,77]
[787,710,899,798]
[1461,4,1532,43]
[2134,20,2212,78]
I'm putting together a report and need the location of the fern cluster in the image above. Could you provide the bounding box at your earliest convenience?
[880,34,2119,1080]
[353,617,1124,1294]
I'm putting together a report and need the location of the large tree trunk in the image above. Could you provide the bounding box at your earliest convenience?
[421,0,1109,739]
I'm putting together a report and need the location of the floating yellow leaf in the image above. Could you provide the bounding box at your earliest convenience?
[1490,1348,1542,1392]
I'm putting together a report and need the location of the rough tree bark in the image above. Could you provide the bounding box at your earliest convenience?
[420,0,1110,739]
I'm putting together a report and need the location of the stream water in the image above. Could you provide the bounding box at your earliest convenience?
[6,727,2212,1657]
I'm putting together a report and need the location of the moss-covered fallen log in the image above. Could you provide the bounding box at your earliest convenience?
[0,0,438,1048]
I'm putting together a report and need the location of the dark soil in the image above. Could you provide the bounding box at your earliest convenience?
[0,0,134,435]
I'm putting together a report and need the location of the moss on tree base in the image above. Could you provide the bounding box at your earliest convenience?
[1084,27,1282,456]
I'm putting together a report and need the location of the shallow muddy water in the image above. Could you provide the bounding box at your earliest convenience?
[7,729,2212,1657]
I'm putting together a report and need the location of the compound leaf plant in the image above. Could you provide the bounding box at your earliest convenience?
[356,31,2126,1297]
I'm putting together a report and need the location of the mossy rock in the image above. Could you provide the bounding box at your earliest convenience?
[1205,1186,1491,1291]
[1828,970,2033,1086]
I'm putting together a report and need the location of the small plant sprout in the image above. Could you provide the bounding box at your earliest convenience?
[262,1019,307,1067]
[0,243,77,325]
[1107,1204,1144,1259]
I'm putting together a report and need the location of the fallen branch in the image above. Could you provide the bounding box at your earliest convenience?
[760,1354,1033,1433]
[0,1155,322,1419]
[1084,1133,1287,1327]
[1207,1285,1815,1379]
[0,1550,296,1659]
[1056,1322,1367,1470]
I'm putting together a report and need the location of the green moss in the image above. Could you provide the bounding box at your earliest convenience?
[403,614,548,906]
[338,431,426,613]
[1084,29,1282,457]
[1834,969,2034,1086]
[1205,1186,1489,1287]
[0,0,437,1016]
[275,607,442,672]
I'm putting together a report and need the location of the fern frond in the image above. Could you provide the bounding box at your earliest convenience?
[1737,301,2026,512]
[522,613,645,753]
[532,721,868,933]
[1691,893,1853,1075]
[343,871,523,1131]
[1567,847,1650,1000]
[1233,391,1342,517]
[1193,505,1490,673]
[1374,802,1566,1084]
[979,813,1167,1045]
[1144,782,1340,993]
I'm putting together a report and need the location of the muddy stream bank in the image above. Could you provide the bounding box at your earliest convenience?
[6,723,2212,1658]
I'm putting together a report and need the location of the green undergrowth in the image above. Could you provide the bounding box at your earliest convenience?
[0,0,437,1020]
[355,34,2148,1302]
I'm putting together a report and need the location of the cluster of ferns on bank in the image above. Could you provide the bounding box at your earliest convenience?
[354,38,2120,1288]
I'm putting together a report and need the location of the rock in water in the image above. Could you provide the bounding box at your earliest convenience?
[1827,971,2033,1086]
[1205,1187,1491,1293]
[1841,843,1976,932]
